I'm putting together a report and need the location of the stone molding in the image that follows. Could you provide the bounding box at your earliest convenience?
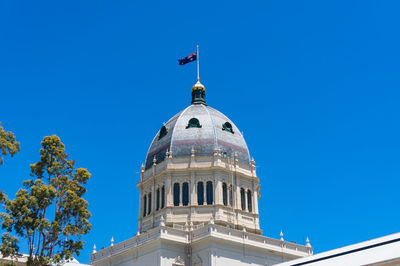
[90,224,312,265]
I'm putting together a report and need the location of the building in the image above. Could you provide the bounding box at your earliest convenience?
[90,79,312,266]
[275,232,400,266]
[89,79,400,266]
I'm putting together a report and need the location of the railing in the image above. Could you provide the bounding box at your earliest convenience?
[91,223,312,264]
[173,224,185,230]
[193,223,204,230]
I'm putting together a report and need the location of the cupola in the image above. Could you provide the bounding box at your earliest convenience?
[191,78,206,105]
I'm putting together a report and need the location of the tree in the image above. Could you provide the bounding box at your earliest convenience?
[0,122,20,165]
[0,233,22,265]
[0,135,91,265]
[0,232,21,265]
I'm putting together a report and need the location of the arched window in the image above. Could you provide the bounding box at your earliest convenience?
[240,188,245,210]
[222,183,227,206]
[186,118,202,129]
[158,125,168,140]
[229,185,233,206]
[173,183,180,206]
[206,181,213,205]
[161,186,165,209]
[156,188,160,211]
[197,182,204,205]
[222,122,234,134]
[182,182,189,206]
[148,192,152,214]
[247,190,252,212]
[143,195,147,217]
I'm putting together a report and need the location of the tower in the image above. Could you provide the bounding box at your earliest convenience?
[138,79,261,234]
[91,79,312,266]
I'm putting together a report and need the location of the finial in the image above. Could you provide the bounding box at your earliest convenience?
[306,236,311,247]
[280,230,284,241]
[165,149,169,157]
[110,237,114,247]
[213,146,218,156]
[191,147,195,157]
[92,244,96,254]
[250,157,255,166]
[141,163,145,171]
[153,156,157,165]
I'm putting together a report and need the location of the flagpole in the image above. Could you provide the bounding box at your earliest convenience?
[197,44,199,81]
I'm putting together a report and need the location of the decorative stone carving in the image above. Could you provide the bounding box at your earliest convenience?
[173,256,185,266]
[193,254,202,266]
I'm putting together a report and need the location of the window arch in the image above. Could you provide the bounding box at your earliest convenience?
[156,188,160,211]
[186,118,202,129]
[148,192,152,214]
[247,190,252,212]
[197,182,204,205]
[173,183,180,206]
[158,125,168,140]
[143,194,147,217]
[206,181,213,205]
[240,188,245,210]
[182,182,189,206]
[222,183,227,206]
[161,186,165,209]
[222,122,234,134]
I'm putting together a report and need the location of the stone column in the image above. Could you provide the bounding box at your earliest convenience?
[216,179,222,205]
[138,188,142,218]
[190,174,196,205]
[203,181,207,205]
[151,185,155,212]
[236,186,241,210]
[253,189,259,214]
[166,177,172,207]
[179,183,183,206]
[244,189,248,211]
[159,186,162,210]
[138,189,143,232]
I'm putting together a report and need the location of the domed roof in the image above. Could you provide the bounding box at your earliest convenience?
[145,100,251,170]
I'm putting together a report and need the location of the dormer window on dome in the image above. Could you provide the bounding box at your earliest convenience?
[222,122,234,134]
[186,118,202,129]
[158,125,168,140]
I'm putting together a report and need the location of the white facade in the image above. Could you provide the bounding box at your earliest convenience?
[91,80,313,265]
[89,79,400,265]
[138,150,262,234]
[90,223,312,266]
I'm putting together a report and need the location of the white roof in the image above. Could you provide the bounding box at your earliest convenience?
[276,232,400,266]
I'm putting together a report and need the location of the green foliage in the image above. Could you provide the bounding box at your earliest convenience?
[0,262,18,266]
[0,122,20,165]
[0,232,21,263]
[0,135,91,265]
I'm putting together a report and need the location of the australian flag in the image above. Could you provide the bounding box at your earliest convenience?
[178,52,197,65]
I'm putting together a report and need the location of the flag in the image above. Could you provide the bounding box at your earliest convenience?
[178,52,197,65]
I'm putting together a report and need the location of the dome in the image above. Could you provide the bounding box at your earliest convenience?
[145,95,251,170]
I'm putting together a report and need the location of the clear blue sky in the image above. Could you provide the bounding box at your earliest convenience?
[1,0,399,263]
